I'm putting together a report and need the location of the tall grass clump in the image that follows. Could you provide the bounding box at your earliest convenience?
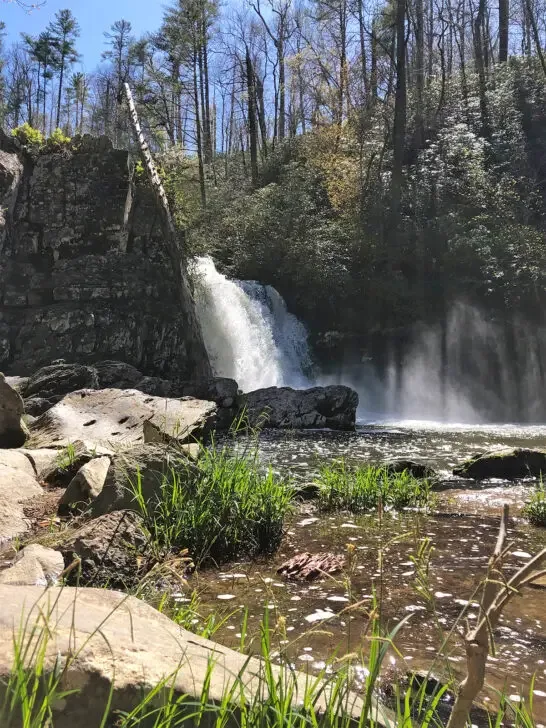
[522,479,546,526]
[316,461,432,513]
[132,442,294,565]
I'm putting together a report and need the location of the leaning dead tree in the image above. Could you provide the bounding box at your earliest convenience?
[123,83,212,380]
[447,504,546,728]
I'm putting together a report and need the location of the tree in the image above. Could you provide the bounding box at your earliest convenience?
[391,0,407,219]
[48,9,80,129]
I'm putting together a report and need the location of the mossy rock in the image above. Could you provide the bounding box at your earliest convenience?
[453,448,546,480]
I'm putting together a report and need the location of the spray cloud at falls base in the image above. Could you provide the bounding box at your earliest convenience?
[193,259,546,423]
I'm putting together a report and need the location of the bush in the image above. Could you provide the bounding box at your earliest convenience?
[131,443,294,565]
[316,461,433,513]
[522,481,546,526]
[45,127,72,151]
[11,123,44,148]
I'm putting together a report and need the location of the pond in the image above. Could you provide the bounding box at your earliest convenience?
[191,422,546,719]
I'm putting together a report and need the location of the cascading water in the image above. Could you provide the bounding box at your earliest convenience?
[193,257,312,392]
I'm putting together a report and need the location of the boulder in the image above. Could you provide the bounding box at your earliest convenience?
[0,450,36,476]
[93,360,145,389]
[19,447,66,480]
[242,385,358,430]
[58,456,112,515]
[0,544,64,586]
[0,585,391,728]
[58,511,149,588]
[0,464,43,542]
[89,444,194,517]
[28,388,217,450]
[0,373,28,448]
[22,362,100,413]
[383,459,437,480]
[453,448,546,480]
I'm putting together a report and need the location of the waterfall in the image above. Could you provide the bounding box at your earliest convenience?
[193,257,312,392]
[380,303,546,423]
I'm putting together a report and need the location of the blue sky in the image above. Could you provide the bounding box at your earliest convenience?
[1,0,165,71]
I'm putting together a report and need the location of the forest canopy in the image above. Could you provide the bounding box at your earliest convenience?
[1,0,545,347]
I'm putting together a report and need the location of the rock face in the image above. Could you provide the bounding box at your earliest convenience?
[453,448,546,480]
[29,388,217,449]
[0,135,210,380]
[0,544,64,586]
[0,585,387,728]
[242,385,358,430]
[58,511,149,588]
[0,373,28,447]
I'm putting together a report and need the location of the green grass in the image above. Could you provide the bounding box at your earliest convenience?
[522,480,546,526]
[316,461,433,513]
[131,442,294,566]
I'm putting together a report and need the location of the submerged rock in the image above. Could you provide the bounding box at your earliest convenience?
[383,459,437,480]
[0,544,64,586]
[277,552,345,580]
[453,448,546,480]
[29,388,217,450]
[0,373,28,448]
[242,385,358,430]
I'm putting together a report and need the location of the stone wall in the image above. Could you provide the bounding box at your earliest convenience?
[0,133,210,379]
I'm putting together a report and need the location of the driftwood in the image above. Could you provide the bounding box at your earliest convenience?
[446,504,546,728]
[277,552,344,581]
[123,83,212,380]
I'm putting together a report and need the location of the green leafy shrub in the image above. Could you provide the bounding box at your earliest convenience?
[131,444,294,565]
[45,127,72,151]
[316,460,433,513]
[11,123,44,148]
[522,481,546,526]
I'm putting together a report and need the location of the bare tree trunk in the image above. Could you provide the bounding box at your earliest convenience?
[193,47,207,208]
[499,0,509,60]
[123,82,212,380]
[415,0,425,146]
[391,0,407,220]
[246,46,259,187]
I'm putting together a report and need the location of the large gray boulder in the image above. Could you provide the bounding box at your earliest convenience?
[0,544,64,586]
[0,373,28,448]
[453,448,546,480]
[0,585,392,728]
[28,388,217,449]
[0,463,43,542]
[242,385,358,430]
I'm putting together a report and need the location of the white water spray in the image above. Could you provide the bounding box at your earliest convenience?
[193,257,312,392]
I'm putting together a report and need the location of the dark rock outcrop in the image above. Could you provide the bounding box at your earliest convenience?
[0,135,210,380]
[58,510,149,588]
[453,448,546,480]
[242,385,358,430]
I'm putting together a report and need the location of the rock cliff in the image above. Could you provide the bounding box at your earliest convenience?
[0,132,211,380]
